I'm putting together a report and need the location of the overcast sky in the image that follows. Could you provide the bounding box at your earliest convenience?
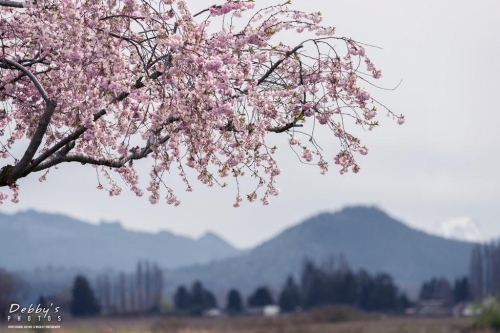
[1,0,499,249]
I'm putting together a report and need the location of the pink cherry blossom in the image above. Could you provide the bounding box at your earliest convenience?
[0,0,403,206]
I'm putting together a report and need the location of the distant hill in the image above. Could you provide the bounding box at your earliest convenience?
[0,210,241,271]
[166,206,477,293]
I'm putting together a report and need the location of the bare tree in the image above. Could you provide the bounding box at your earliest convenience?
[470,245,484,300]
[469,242,500,300]
[119,272,127,312]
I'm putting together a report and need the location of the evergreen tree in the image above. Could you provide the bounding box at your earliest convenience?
[203,290,218,309]
[70,275,101,317]
[334,270,357,305]
[278,276,301,312]
[366,273,397,311]
[189,281,215,315]
[174,281,218,316]
[37,295,47,309]
[356,269,375,310]
[396,293,412,311]
[453,277,471,303]
[419,278,438,300]
[173,286,190,312]
[189,281,205,315]
[419,277,454,305]
[433,278,453,306]
[248,286,274,307]
[301,261,330,308]
[226,289,243,314]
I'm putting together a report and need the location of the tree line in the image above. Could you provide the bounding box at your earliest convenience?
[279,259,410,312]
[418,276,471,306]
[94,260,163,315]
[173,281,218,316]
[12,241,496,320]
[173,258,410,315]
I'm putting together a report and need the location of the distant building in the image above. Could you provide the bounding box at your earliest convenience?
[263,305,280,317]
[418,300,450,317]
[203,308,222,317]
[452,297,497,317]
[246,305,281,317]
[452,302,477,317]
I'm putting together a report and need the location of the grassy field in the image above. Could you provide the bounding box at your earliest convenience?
[0,309,495,333]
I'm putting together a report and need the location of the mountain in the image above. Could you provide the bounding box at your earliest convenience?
[1,206,480,299]
[166,206,477,294]
[0,210,241,271]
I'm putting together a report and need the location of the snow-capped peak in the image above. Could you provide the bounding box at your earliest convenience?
[435,216,485,242]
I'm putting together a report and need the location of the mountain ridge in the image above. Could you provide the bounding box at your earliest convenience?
[165,206,477,293]
[0,209,241,271]
[0,206,479,295]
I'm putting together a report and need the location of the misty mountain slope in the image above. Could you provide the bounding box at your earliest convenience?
[166,206,476,292]
[0,210,240,271]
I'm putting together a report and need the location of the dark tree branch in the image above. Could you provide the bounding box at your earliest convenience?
[0,60,56,183]
[7,100,56,181]
[31,116,179,172]
[1,58,50,103]
[30,141,75,171]
[257,44,304,86]
[268,122,303,133]
[193,8,210,17]
[99,15,146,21]
[34,134,171,171]
[15,63,173,181]
[23,109,107,176]
[0,0,23,8]
[0,72,26,91]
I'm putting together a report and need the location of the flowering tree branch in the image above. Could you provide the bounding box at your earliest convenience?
[0,59,56,183]
[0,0,404,205]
